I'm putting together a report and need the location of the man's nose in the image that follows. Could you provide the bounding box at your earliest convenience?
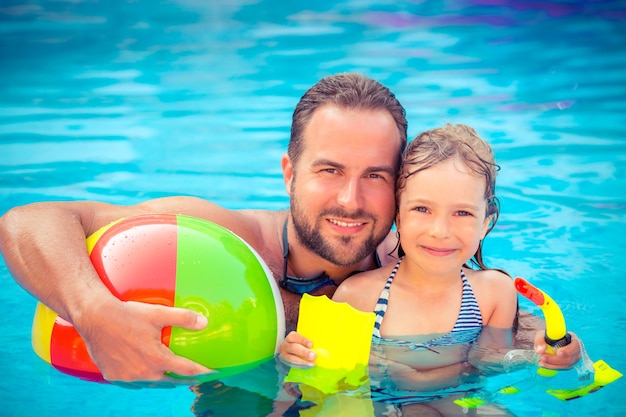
[336,178,363,210]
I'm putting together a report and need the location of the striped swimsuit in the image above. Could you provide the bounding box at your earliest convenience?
[372,259,483,351]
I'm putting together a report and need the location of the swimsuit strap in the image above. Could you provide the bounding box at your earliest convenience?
[372,259,402,338]
[411,269,483,348]
[450,269,483,332]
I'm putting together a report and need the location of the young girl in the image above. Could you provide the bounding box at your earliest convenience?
[280,124,519,391]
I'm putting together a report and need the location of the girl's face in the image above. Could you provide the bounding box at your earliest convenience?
[396,156,491,276]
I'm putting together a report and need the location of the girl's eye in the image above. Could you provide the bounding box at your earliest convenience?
[415,206,428,213]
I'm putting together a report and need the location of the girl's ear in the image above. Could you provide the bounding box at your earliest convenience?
[282,153,294,196]
[481,214,493,239]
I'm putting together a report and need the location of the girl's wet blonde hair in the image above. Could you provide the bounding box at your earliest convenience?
[396,123,501,271]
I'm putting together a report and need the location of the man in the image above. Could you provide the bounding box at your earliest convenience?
[0,73,578,386]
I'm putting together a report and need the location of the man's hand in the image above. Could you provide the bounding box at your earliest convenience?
[77,300,214,388]
[534,330,581,370]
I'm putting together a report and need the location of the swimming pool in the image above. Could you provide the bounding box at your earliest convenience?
[1,0,625,415]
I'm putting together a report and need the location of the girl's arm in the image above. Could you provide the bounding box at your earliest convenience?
[481,271,519,330]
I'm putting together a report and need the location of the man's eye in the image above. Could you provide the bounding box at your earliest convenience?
[369,173,389,181]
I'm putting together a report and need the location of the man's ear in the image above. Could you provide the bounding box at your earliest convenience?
[282,153,294,196]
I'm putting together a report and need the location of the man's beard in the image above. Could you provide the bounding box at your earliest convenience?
[290,186,388,267]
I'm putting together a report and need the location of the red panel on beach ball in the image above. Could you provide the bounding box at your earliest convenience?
[49,316,105,383]
[89,214,178,307]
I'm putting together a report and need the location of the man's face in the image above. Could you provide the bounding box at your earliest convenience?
[283,105,402,267]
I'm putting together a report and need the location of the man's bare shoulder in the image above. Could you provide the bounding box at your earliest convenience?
[235,209,286,244]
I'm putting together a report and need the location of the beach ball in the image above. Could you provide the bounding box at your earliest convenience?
[31,214,285,383]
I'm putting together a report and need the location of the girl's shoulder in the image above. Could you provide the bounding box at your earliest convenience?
[332,264,395,311]
[466,268,518,323]
[466,268,516,298]
[340,262,397,289]
[466,267,512,284]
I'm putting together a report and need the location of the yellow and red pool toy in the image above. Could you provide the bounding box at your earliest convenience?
[514,277,571,353]
[31,214,285,383]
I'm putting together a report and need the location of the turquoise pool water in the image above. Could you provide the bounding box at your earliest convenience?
[1,0,625,416]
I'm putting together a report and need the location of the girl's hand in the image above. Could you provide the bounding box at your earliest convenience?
[278,331,316,368]
[534,330,581,369]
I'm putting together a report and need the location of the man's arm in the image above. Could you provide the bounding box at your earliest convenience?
[0,197,256,384]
